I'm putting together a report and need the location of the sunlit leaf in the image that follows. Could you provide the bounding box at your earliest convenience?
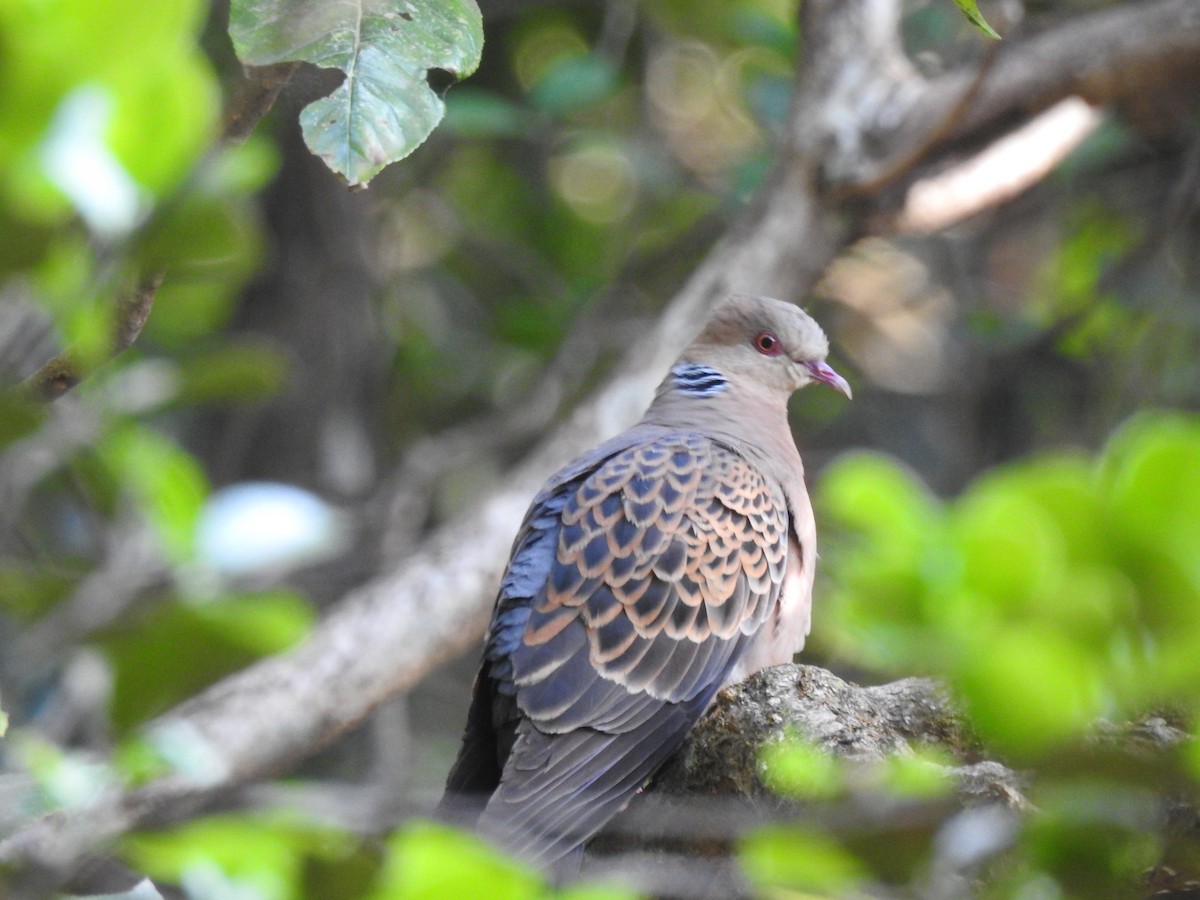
[0,0,218,226]
[229,0,483,186]
[952,476,1067,613]
[760,734,844,799]
[955,628,1101,754]
[123,814,357,900]
[818,452,941,549]
[1102,413,1200,564]
[740,825,866,894]
[1005,457,1104,563]
[370,821,546,900]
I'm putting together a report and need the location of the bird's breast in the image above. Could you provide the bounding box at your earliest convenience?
[723,530,813,686]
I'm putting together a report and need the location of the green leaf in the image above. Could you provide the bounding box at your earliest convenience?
[370,821,546,900]
[760,734,844,799]
[1099,413,1200,662]
[955,628,1101,754]
[229,0,483,186]
[818,452,942,549]
[101,424,208,563]
[740,825,866,894]
[0,0,218,227]
[952,477,1067,613]
[103,591,313,731]
[951,0,1000,39]
[879,750,953,799]
[122,814,357,900]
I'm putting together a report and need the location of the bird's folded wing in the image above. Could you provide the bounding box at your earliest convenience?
[483,431,790,863]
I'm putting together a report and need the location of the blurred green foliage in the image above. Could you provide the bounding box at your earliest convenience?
[369,822,637,900]
[117,816,639,900]
[740,825,867,896]
[103,591,313,732]
[123,814,375,900]
[817,411,1200,752]
[793,412,1200,895]
[0,0,217,226]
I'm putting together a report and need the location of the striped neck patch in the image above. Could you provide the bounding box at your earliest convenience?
[671,363,728,396]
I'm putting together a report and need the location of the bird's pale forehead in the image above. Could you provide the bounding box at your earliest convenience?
[699,295,828,354]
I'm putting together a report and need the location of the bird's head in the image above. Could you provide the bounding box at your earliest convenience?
[677,294,851,400]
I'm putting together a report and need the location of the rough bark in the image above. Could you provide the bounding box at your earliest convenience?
[582,665,1029,899]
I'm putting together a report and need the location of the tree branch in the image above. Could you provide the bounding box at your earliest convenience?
[840,0,1200,192]
[222,62,301,144]
[21,274,163,403]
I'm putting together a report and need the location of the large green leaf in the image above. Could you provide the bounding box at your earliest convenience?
[229,0,483,186]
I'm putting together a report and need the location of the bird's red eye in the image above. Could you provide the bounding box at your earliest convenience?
[753,331,782,356]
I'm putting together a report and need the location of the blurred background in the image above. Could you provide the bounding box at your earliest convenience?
[0,0,1198,896]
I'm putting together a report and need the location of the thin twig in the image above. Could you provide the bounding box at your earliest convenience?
[21,273,163,403]
[223,62,302,144]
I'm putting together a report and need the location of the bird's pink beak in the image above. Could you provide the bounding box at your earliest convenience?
[804,360,852,399]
